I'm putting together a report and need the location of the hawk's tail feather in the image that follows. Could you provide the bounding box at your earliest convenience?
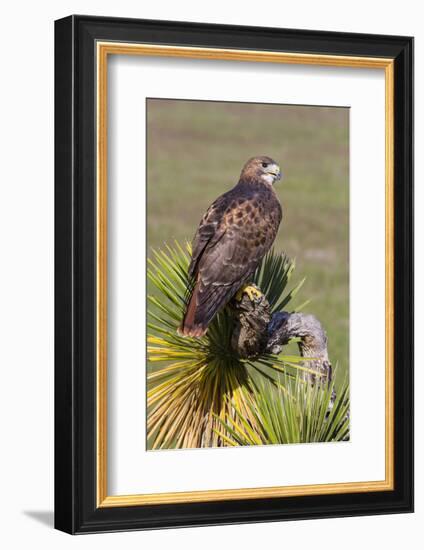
[178,280,239,338]
[178,282,239,338]
[178,283,207,338]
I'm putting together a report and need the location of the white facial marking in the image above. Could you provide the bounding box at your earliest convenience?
[261,173,274,185]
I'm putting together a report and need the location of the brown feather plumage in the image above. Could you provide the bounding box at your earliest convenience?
[179,156,282,337]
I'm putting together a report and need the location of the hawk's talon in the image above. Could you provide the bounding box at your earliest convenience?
[235,284,263,302]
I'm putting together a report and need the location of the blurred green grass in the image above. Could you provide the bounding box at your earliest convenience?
[147,99,349,377]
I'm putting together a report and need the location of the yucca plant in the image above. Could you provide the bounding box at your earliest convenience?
[147,241,327,450]
[215,373,350,446]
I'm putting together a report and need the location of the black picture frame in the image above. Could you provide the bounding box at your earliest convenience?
[55,14,414,534]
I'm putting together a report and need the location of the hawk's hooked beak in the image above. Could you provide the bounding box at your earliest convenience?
[269,164,282,181]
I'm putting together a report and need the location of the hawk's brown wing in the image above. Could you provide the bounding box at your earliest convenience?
[180,185,281,337]
[188,192,230,279]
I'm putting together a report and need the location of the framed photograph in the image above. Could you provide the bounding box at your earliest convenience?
[54,15,413,534]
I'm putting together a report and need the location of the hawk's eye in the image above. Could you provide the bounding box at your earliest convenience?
[261,162,268,168]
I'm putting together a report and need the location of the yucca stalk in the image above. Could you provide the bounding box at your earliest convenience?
[215,373,350,446]
[147,241,314,450]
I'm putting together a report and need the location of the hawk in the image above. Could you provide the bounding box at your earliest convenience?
[179,156,282,338]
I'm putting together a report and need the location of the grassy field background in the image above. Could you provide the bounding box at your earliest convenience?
[147,99,349,378]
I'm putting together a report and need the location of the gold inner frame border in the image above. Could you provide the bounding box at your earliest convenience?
[96,42,394,508]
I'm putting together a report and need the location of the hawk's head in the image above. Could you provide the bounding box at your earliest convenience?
[240,156,282,185]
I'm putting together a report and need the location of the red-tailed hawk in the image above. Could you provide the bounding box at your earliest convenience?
[179,156,282,338]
